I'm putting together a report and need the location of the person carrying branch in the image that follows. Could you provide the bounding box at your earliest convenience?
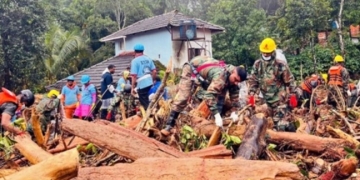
[247,38,296,132]
[160,55,247,136]
[295,74,323,108]
[327,55,350,107]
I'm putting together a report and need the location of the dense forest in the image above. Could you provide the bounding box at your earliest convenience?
[1,0,360,92]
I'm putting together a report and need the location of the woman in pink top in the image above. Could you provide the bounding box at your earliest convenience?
[73,75,96,121]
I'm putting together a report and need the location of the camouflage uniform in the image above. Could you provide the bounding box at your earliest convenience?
[248,57,295,131]
[108,91,137,118]
[31,95,61,134]
[172,56,240,115]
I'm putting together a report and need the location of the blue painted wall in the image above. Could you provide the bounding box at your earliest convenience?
[117,28,173,66]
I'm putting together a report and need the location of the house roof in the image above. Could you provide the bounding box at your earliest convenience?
[100,10,225,42]
[46,55,133,90]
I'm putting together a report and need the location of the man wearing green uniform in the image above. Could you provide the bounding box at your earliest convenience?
[248,38,296,132]
[160,55,247,136]
[107,84,137,120]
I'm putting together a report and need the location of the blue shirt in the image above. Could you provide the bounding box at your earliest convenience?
[61,85,80,106]
[116,77,130,92]
[81,84,96,105]
[101,72,114,99]
[148,81,168,100]
[130,55,155,89]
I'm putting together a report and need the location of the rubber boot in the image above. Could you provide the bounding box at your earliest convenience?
[160,111,180,136]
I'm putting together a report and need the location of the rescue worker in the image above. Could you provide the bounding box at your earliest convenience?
[0,88,35,135]
[248,38,296,132]
[107,84,137,120]
[100,65,116,120]
[33,90,62,134]
[73,75,97,121]
[295,74,322,108]
[327,55,350,107]
[60,75,80,119]
[116,70,131,92]
[347,82,358,107]
[130,44,157,109]
[148,76,168,101]
[160,55,247,136]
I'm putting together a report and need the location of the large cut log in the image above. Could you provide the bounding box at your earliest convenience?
[267,129,353,156]
[187,145,232,159]
[77,158,302,180]
[236,113,268,159]
[0,168,25,177]
[14,136,52,164]
[4,149,79,180]
[62,119,186,160]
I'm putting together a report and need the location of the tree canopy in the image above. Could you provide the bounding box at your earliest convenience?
[0,0,360,91]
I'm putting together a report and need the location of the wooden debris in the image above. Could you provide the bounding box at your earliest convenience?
[187,145,232,159]
[77,158,302,180]
[236,113,267,160]
[14,136,52,164]
[4,149,79,180]
[62,119,187,160]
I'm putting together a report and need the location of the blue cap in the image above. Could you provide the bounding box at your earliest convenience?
[80,75,90,84]
[67,75,75,81]
[134,44,144,51]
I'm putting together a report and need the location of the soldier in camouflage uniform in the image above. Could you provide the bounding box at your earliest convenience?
[107,84,137,120]
[248,38,296,132]
[160,55,247,136]
[30,90,62,134]
[327,55,350,108]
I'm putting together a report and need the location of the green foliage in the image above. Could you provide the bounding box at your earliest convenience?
[180,125,208,152]
[221,133,241,149]
[0,135,16,160]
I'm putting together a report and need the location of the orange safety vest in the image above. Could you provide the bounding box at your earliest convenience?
[301,76,320,93]
[328,65,344,86]
[0,88,18,106]
[349,83,356,91]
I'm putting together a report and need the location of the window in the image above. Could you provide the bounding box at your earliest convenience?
[188,48,202,60]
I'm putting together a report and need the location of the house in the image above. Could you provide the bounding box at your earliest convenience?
[46,55,133,90]
[100,10,225,68]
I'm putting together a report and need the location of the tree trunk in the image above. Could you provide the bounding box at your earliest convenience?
[187,145,232,159]
[61,119,187,160]
[236,113,268,159]
[14,136,52,164]
[337,0,345,56]
[77,158,302,180]
[4,149,78,180]
[267,129,352,157]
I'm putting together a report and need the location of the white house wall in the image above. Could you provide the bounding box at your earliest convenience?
[116,28,173,66]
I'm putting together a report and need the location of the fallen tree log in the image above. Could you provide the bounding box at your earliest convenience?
[187,145,232,159]
[236,113,267,159]
[0,168,25,177]
[14,136,52,164]
[267,130,353,157]
[4,149,79,180]
[62,119,187,160]
[77,158,302,180]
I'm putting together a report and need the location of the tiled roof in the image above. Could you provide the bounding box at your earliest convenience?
[46,55,133,90]
[100,10,225,42]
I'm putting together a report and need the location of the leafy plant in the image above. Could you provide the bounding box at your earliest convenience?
[221,133,241,149]
[0,135,16,160]
[344,146,356,159]
[180,125,208,152]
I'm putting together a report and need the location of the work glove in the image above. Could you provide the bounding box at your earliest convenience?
[76,102,80,108]
[108,85,115,93]
[289,93,298,108]
[106,111,112,120]
[347,90,352,97]
[149,93,155,101]
[248,91,255,106]
[230,111,239,122]
[214,113,223,127]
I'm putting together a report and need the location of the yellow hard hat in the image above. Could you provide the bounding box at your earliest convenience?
[239,65,245,68]
[47,89,60,98]
[123,70,130,79]
[334,55,344,63]
[259,38,276,53]
[321,73,328,83]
